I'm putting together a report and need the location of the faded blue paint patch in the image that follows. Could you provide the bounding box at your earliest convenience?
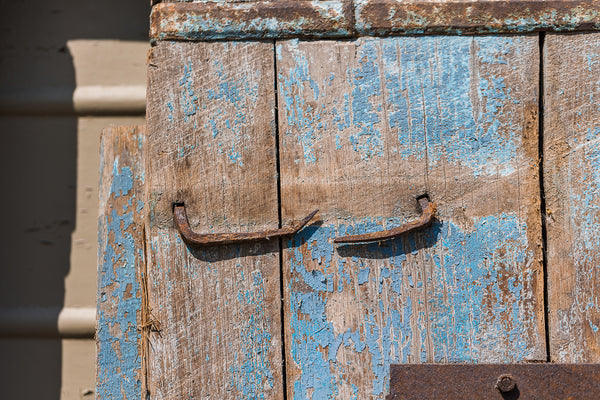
[229,271,275,399]
[111,161,133,198]
[573,125,600,254]
[165,241,279,398]
[167,101,175,122]
[179,59,199,122]
[564,121,600,343]
[349,40,384,160]
[279,36,529,174]
[587,53,600,72]
[287,213,538,398]
[379,36,525,177]
[357,267,370,284]
[278,40,324,163]
[97,153,143,399]
[279,40,385,162]
[136,199,145,214]
[172,47,264,166]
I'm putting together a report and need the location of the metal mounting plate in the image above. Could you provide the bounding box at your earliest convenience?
[387,363,600,399]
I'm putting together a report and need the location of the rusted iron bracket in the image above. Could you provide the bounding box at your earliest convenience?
[334,196,436,244]
[151,0,600,41]
[387,363,600,399]
[173,203,318,246]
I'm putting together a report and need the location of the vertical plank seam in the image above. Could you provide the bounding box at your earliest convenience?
[538,31,552,363]
[140,127,152,399]
[272,38,289,400]
[140,223,151,399]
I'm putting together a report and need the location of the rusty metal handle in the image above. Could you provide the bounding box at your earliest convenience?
[333,196,436,244]
[173,203,318,246]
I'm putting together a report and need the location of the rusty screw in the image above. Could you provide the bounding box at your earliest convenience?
[495,374,516,393]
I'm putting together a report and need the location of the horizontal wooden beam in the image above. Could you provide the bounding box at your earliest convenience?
[151,0,600,41]
[357,0,600,35]
[150,1,352,41]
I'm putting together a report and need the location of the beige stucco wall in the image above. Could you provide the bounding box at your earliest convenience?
[0,2,149,398]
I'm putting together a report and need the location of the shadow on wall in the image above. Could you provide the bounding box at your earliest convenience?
[0,1,149,399]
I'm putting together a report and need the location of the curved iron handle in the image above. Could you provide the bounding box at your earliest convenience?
[333,196,436,244]
[173,203,319,246]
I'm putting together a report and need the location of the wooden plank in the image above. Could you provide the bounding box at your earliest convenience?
[150,1,351,41]
[544,33,600,362]
[149,0,600,41]
[97,125,146,399]
[146,42,283,398]
[356,0,600,36]
[277,36,545,398]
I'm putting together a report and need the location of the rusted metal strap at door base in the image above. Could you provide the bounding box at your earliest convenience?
[387,363,600,399]
[151,0,600,41]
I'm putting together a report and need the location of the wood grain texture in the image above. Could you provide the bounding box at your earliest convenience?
[356,0,600,36]
[97,126,146,399]
[150,0,600,40]
[146,41,283,399]
[150,1,351,41]
[544,33,600,362]
[277,36,545,398]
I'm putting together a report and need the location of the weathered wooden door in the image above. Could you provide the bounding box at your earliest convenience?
[97,1,600,399]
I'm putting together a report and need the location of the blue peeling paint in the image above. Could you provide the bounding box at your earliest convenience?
[280,36,530,176]
[229,271,275,399]
[179,59,199,121]
[564,115,600,350]
[278,40,324,163]
[349,41,384,160]
[173,49,262,167]
[573,125,600,254]
[381,36,523,177]
[287,212,538,398]
[357,267,370,284]
[157,236,278,398]
[111,161,133,198]
[97,151,143,399]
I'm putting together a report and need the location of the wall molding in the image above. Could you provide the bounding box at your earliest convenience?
[0,307,96,338]
[0,85,146,116]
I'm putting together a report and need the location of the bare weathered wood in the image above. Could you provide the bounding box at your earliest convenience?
[277,36,545,398]
[150,1,351,41]
[97,125,146,399]
[146,42,283,398]
[544,33,600,362]
[150,0,600,41]
[356,0,600,36]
